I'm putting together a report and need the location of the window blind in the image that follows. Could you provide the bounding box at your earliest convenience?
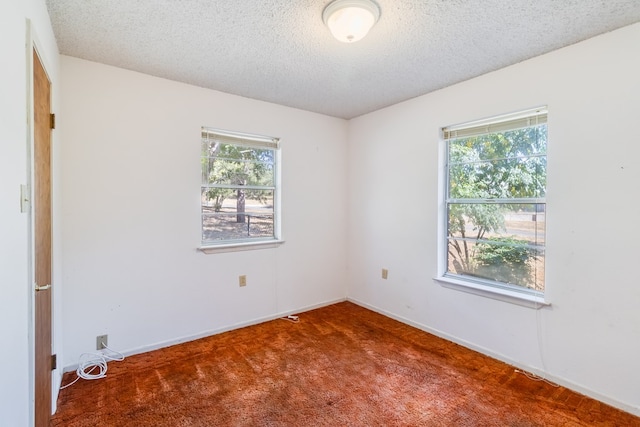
[442,107,547,140]
[202,127,279,149]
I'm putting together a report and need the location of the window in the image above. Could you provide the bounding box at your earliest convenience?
[440,107,547,298]
[201,128,280,248]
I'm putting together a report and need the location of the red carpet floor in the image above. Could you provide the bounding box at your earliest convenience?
[51,302,640,426]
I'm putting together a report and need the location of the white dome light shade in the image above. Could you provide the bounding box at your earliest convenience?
[323,0,381,43]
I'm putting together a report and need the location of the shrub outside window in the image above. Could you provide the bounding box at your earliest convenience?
[201,128,280,247]
[442,107,547,295]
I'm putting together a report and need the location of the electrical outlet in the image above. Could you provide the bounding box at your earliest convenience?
[239,275,247,287]
[381,268,388,279]
[96,334,108,350]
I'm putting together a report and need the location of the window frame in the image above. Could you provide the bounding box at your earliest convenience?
[436,107,549,308]
[199,127,283,253]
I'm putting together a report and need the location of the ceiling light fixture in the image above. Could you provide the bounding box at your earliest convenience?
[323,0,381,43]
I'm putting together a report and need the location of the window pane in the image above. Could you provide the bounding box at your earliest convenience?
[202,158,275,187]
[448,125,547,162]
[448,125,547,200]
[447,238,544,291]
[447,203,545,246]
[202,144,274,187]
[447,203,544,291]
[449,156,546,199]
[202,188,274,242]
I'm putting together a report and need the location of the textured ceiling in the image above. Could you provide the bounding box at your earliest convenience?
[46,0,640,119]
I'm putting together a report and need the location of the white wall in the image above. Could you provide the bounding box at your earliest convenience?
[347,22,640,415]
[59,56,348,365]
[29,7,638,420]
[0,0,61,425]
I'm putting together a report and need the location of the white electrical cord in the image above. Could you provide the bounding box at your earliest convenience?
[515,368,559,387]
[60,343,125,390]
[280,315,300,323]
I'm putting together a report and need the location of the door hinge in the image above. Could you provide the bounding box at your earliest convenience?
[51,354,57,371]
[50,113,56,129]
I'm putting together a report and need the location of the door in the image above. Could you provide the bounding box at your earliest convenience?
[33,47,53,427]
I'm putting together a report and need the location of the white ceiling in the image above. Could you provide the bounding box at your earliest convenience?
[46,0,640,119]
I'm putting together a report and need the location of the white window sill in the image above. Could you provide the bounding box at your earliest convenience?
[199,240,285,254]
[434,276,550,309]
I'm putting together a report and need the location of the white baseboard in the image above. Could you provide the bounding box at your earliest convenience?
[63,297,347,373]
[61,295,638,417]
[347,297,640,417]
